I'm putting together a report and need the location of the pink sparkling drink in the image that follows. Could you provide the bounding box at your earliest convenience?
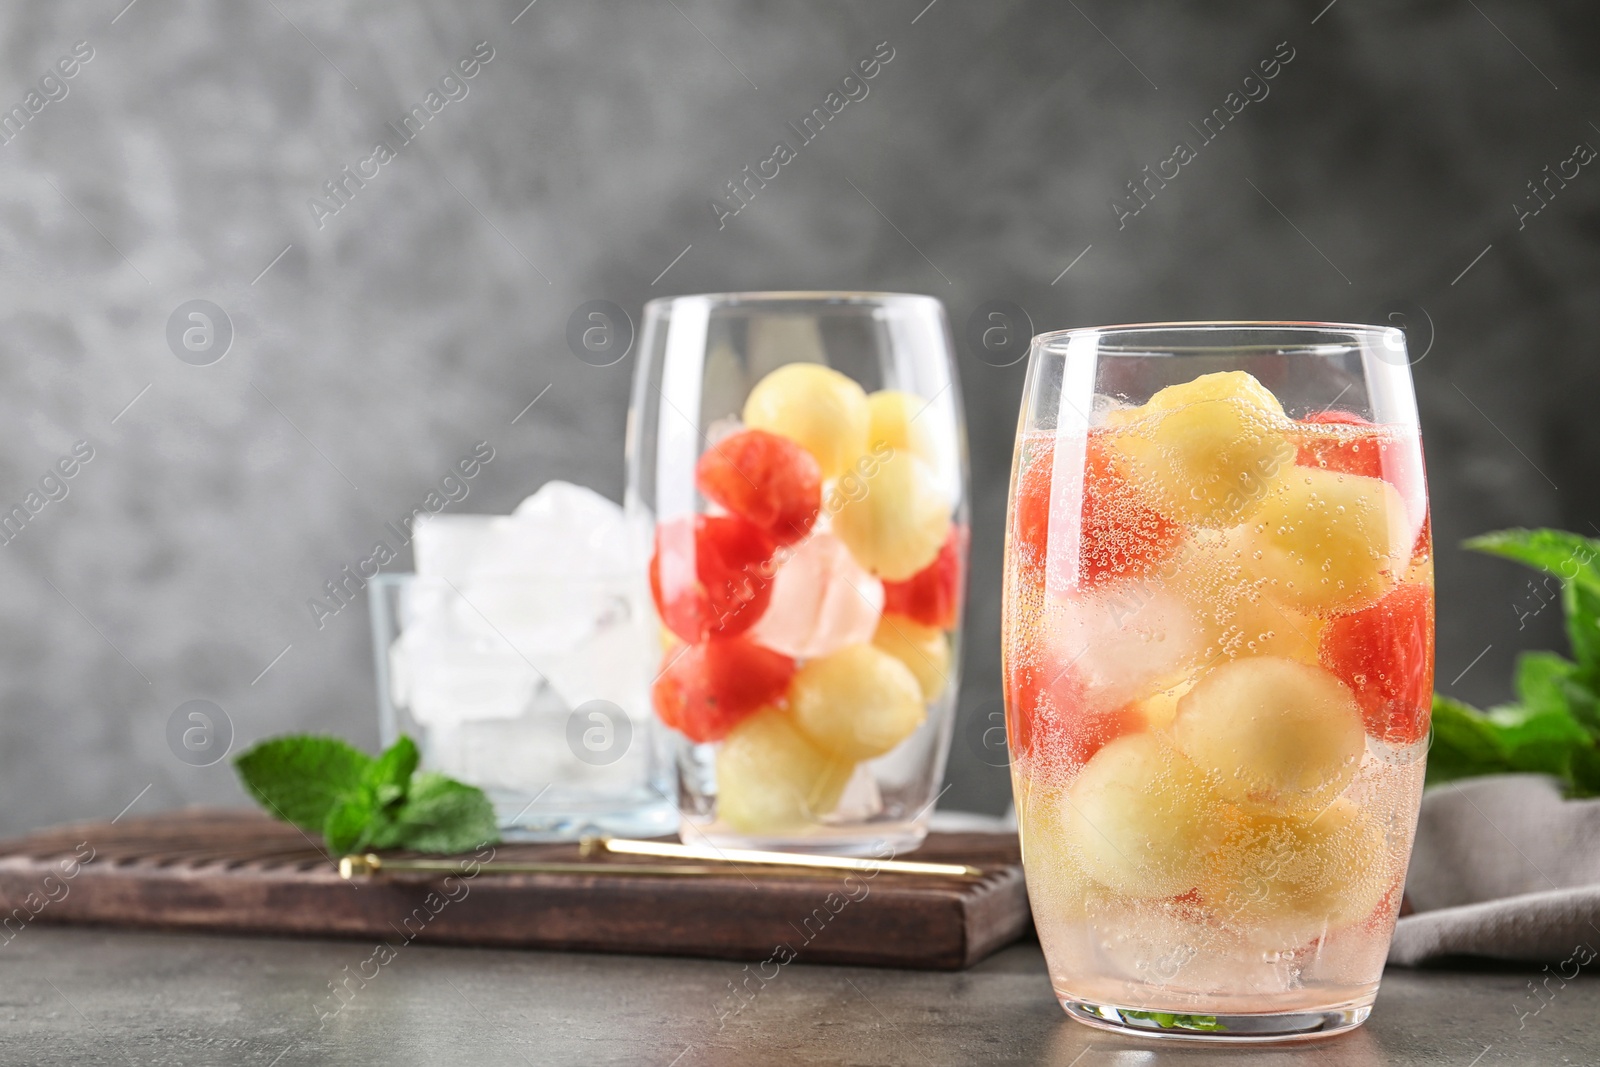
[1003,324,1432,1042]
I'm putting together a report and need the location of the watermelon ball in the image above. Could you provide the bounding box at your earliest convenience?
[650,636,796,744]
[1010,434,1055,584]
[695,429,822,546]
[882,526,966,630]
[649,515,776,643]
[1080,431,1181,587]
[1319,582,1435,745]
[1295,409,1383,480]
[1010,432,1180,591]
[1004,649,1144,773]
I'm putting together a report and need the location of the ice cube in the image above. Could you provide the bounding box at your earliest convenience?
[396,483,653,724]
[1044,585,1201,713]
[412,482,639,580]
[828,764,883,822]
[393,614,542,726]
[746,532,883,659]
[412,515,499,583]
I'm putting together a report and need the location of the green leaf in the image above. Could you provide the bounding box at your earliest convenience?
[234,733,498,855]
[1426,695,1512,787]
[1515,651,1580,713]
[1465,529,1600,593]
[1513,651,1600,736]
[1122,1010,1226,1032]
[366,736,421,810]
[365,813,410,852]
[392,773,499,853]
[324,795,377,855]
[1564,581,1600,674]
[234,736,372,832]
[1487,702,1592,779]
[1426,692,1595,789]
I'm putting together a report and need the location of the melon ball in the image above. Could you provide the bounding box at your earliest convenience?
[716,708,854,834]
[1204,797,1391,944]
[1172,657,1365,809]
[866,389,936,461]
[832,450,951,581]
[1209,588,1324,662]
[1167,526,1324,664]
[1107,371,1294,527]
[743,363,870,480]
[1130,678,1195,733]
[1060,733,1225,898]
[790,644,927,761]
[1206,583,1324,664]
[871,614,950,701]
[1245,466,1412,615]
[1015,778,1094,922]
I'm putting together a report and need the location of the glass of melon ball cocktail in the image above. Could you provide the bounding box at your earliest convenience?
[1004,323,1433,1042]
[626,293,968,855]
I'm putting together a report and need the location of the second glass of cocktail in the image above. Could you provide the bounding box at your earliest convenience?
[1003,323,1433,1041]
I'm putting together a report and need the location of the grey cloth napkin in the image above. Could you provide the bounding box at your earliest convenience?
[1389,774,1600,965]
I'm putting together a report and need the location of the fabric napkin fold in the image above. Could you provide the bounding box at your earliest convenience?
[1389,774,1600,965]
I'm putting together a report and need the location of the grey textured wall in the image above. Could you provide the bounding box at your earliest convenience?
[1,0,1596,832]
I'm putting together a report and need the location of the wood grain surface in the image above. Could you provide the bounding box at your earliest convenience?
[0,809,1030,970]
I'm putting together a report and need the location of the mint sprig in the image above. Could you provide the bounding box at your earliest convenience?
[234,735,499,854]
[1429,528,1600,797]
[1121,1010,1227,1032]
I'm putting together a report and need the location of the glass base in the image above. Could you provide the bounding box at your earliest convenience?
[681,819,929,858]
[1061,997,1372,1044]
[493,793,679,842]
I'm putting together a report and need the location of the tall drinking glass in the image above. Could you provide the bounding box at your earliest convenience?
[627,293,968,855]
[1004,323,1432,1041]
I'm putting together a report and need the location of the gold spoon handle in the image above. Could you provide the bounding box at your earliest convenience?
[339,842,984,880]
[339,854,853,880]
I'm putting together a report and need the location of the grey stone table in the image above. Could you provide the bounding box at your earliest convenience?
[0,928,1592,1066]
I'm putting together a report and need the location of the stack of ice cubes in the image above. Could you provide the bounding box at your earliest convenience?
[387,482,669,836]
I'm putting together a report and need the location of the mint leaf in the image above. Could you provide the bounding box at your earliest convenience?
[1465,529,1600,593]
[1426,692,1595,788]
[1487,701,1592,778]
[1465,529,1600,673]
[1513,650,1600,737]
[324,795,377,855]
[235,734,498,855]
[366,736,420,810]
[392,773,498,853]
[1122,1010,1226,1032]
[1569,743,1600,798]
[1564,581,1600,675]
[1426,695,1511,787]
[234,736,372,831]
[1515,651,1581,715]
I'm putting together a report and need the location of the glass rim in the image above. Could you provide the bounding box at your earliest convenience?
[643,290,943,314]
[1033,320,1401,352]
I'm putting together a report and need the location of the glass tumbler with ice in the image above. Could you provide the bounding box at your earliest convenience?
[372,481,675,840]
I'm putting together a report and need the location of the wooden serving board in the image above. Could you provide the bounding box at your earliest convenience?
[0,809,1029,970]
